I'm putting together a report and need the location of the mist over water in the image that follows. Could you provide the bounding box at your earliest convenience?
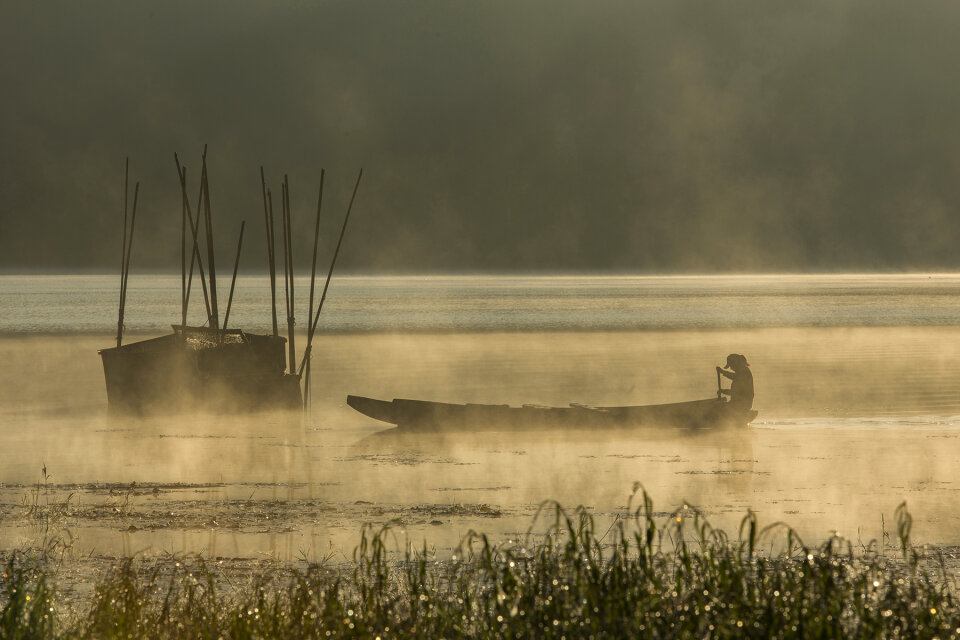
[5,273,960,333]
[2,273,960,561]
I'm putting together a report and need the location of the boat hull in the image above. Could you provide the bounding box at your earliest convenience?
[347,395,757,431]
[100,328,302,414]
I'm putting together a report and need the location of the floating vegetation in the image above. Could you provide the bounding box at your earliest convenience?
[335,452,477,467]
[409,503,503,519]
[2,487,960,638]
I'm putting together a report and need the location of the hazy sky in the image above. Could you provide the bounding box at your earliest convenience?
[3,0,960,273]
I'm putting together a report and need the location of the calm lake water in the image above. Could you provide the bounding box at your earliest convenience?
[3,273,960,561]
[4,272,960,334]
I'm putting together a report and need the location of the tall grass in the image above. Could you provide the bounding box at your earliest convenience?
[3,487,959,638]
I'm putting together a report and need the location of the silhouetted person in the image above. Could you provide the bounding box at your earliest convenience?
[717,353,754,411]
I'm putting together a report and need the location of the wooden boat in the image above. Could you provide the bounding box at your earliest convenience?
[101,153,361,414]
[98,154,362,415]
[347,395,758,431]
[100,325,302,414]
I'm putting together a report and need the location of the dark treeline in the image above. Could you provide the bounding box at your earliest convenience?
[4,0,960,273]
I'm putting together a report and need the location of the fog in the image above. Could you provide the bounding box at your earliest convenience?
[4,1,960,272]
[3,326,960,562]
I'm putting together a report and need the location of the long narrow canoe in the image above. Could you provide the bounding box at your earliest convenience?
[347,395,757,432]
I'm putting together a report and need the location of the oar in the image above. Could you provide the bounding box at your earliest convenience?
[716,367,723,399]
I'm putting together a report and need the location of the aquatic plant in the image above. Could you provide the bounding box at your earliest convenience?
[2,488,960,638]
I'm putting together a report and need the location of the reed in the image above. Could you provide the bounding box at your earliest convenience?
[3,490,958,638]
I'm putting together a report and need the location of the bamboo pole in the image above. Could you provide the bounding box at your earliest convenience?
[304,353,312,412]
[261,167,279,337]
[191,157,210,321]
[307,173,326,332]
[115,158,130,348]
[180,166,186,327]
[298,168,362,376]
[267,187,282,342]
[304,170,325,411]
[201,152,220,330]
[280,182,288,325]
[174,153,212,326]
[117,181,139,348]
[222,221,246,334]
[282,176,296,374]
[122,183,139,306]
